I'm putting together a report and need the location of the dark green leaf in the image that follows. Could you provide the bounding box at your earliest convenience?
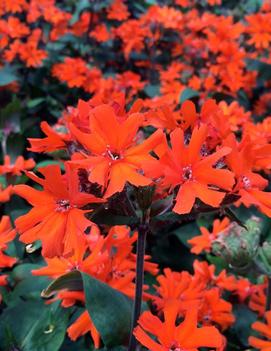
[246,58,271,83]
[27,98,46,108]
[11,263,43,282]
[224,207,248,230]
[42,271,83,298]
[91,210,138,225]
[0,66,18,86]
[231,304,257,347]
[0,300,69,351]
[35,160,65,171]
[8,276,50,304]
[144,84,160,97]
[171,222,200,248]
[179,88,199,103]
[43,271,133,347]
[82,272,133,347]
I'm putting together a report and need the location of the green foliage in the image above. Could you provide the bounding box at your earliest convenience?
[82,273,133,347]
[0,301,69,351]
[179,88,199,103]
[0,66,18,86]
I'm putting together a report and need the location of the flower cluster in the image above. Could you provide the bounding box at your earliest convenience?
[1,1,271,351]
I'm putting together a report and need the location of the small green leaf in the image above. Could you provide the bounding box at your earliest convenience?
[70,0,91,24]
[144,84,160,98]
[27,98,45,108]
[0,66,18,86]
[41,271,83,298]
[179,88,199,103]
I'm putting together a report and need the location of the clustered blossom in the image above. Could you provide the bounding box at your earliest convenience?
[1,1,271,351]
[1,0,271,107]
[2,93,268,349]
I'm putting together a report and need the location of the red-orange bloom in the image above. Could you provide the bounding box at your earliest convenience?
[28,121,69,153]
[249,311,271,350]
[69,104,163,198]
[225,133,271,217]
[14,164,103,257]
[199,288,235,330]
[153,268,204,314]
[188,217,230,254]
[147,124,234,214]
[134,302,223,351]
[0,155,35,176]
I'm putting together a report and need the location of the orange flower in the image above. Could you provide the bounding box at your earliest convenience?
[33,224,157,347]
[218,101,251,132]
[249,311,271,350]
[90,24,111,42]
[193,260,237,292]
[0,155,35,176]
[52,58,90,88]
[14,164,103,257]
[246,13,271,49]
[69,104,163,198]
[0,0,28,14]
[28,121,69,153]
[0,184,13,203]
[107,0,130,21]
[249,284,267,316]
[148,124,234,214]
[153,268,204,314]
[68,310,100,349]
[199,288,235,330]
[224,133,271,217]
[32,234,107,279]
[188,217,230,254]
[134,302,223,351]
[0,16,29,39]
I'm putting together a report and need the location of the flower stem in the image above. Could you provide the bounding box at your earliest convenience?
[266,276,271,311]
[128,222,148,351]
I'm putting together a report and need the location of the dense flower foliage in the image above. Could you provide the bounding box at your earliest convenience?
[1,1,271,351]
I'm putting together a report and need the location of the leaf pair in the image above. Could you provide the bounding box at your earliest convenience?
[42,271,133,348]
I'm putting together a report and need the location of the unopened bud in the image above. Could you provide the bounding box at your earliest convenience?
[212,216,261,271]
[136,185,155,212]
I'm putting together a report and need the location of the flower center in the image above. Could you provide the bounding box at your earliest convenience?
[182,165,193,181]
[241,176,251,189]
[107,149,120,160]
[169,342,182,351]
[55,199,71,212]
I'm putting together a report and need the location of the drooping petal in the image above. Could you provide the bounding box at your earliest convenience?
[173,182,196,214]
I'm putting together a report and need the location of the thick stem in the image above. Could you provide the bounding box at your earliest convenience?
[266,276,271,311]
[128,223,148,351]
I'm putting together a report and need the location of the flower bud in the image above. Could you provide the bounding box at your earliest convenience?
[136,185,155,213]
[211,216,261,272]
